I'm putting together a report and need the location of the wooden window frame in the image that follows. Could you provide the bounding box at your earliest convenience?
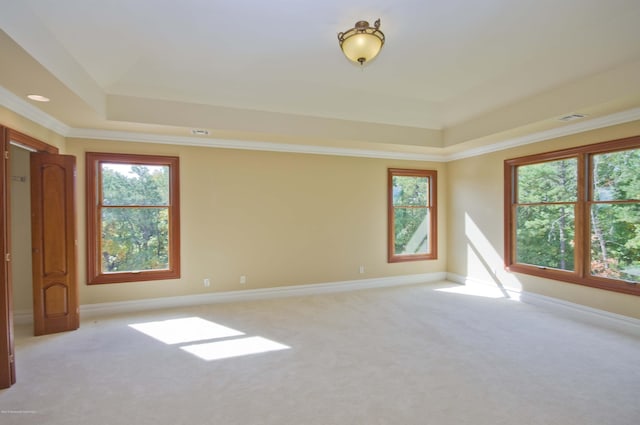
[86,152,180,284]
[504,135,640,296]
[388,168,438,263]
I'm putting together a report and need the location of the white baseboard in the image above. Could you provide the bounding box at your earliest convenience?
[446,272,640,335]
[13,309,33,326]
[80,272,447,320]
[16,272,640,336]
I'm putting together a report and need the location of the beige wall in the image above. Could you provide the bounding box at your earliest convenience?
[447,120,640,319]
[9,145,33,312]
[3,107,640,320]
[65,138,447,305]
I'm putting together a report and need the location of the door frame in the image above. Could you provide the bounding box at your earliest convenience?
[0,127,58,389]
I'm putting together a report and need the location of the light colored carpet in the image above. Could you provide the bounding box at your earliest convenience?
[1,281,639,425]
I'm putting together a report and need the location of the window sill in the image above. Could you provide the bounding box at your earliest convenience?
[507,264,640,296]
[88,269,180,285]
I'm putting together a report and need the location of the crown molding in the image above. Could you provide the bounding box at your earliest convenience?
[57,107,640,162]
[444,107,640,161]
[66,128,447,162]
[2,85,639,162]
[0,85,70,135]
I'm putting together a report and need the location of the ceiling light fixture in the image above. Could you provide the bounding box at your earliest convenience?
[338,19,385,66]
[27,94,50,102]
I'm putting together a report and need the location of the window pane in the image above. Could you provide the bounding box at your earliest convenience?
[590,203,640,282]
[592,149,640,201]
[101,207,169,272]
[517,158,577,203]
[102,163,170,206]
[516,205,575,270]
[394,208,429,255]
[392,176,429,206]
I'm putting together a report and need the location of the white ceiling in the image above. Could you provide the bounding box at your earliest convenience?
[1,0,640,156]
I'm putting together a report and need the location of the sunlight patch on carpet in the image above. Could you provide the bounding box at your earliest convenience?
[128,317,290,361]
[435,284,508,299]
[129,317,244,344]
[181,336,290,361]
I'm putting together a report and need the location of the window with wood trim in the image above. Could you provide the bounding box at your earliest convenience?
[504,136,640,295]
[86,153,180,284]
[388,168,437,262]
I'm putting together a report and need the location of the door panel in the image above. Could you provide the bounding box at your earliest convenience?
[44,284,68,317]
[31,153,78,336]
[42,163,67,275]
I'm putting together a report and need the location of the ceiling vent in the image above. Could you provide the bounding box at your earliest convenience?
[191,129,209,136]
[558,113,588,122]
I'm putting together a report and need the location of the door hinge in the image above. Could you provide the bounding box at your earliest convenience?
[5,253,10,262]
[3,151,8,160]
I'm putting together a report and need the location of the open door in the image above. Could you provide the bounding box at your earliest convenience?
[30,153,78,335]
[0,127,16,388]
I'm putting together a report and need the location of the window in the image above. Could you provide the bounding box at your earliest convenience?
[504,136,640,295]
[86,153,180,284]
[388,168,437,262]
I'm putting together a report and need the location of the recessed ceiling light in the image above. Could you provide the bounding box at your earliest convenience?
[27,94,50,102]
[191,129,209,136]
[558,113,588,122]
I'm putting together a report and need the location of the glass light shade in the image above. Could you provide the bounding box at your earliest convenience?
[341,33,383,64]
[338,19,385,66]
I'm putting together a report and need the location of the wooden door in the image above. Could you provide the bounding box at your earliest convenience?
[30,153,78,336]
[0,127,16,388]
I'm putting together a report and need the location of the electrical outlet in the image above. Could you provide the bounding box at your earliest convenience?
[240,275,247,284]
[203,278,210,287]
[359,265,365,274]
